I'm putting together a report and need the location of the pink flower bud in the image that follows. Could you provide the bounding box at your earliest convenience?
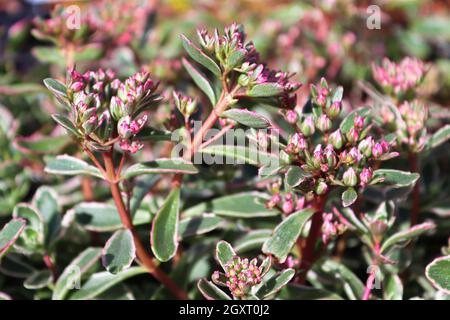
[300,116,315,136]
[70,81,84,92]
[353,115,365,130]
[327,101,341,119]
[316,114,332,132]
[329,129,344,149]
[286,110,298,124]
[360,167,373,187]
[346,127,359,144]
[343,167,358,186]
[372,143,383,158]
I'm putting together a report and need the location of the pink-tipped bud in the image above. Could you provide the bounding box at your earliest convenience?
[327,101,341,119]
[359,167,373,187]
[286,110,298,124]
[316,114,332,132]
[346,127,359,144]
[372,143,383,158]
[329,129,344,149]
[70,81,84,92]
[353,115,365,130]
[343,167,358,186]
[300,116,315,137]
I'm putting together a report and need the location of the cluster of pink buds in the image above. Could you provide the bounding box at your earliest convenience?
[321,212,346,244]
[265,181,306,214]
[397,100,428,152]
[279,79,398,204]
[212,256,262,298]
[191,23,301,109]
[32,5,96,47]
[372,57,427,96]
[47,67,161,154]
[173,91,197,121]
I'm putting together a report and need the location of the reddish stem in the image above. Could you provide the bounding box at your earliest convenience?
[362,242,380,300]
[297,195,327,284]
[81,177,94,201]
[409,152,420,226]
[43,254,57,282]
[102,151,188,300]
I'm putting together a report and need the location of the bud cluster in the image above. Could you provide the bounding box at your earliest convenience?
[52,67,161,153]
[398,100,428,152]
[282,79,398,197]
[372,57,426,96]
[173,91,197,121]
[194,23,301,108]
[32,5,96,47]
[212,256,263,298]
[322,212,346,244]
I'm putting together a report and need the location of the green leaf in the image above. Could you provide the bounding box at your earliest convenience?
[197,278,232,300]
[221,109,271,129]
[373,169,420,187]
[121,158,198,180]
[136,127,172,141]
[129,175,160,215]
[0,292,11,300]
[32,187,60,247]
[200,145,281,168]
[178,214,222,240]
[53,247,102,300]
[262,208,315,263]
[182,58,216,105]
[381,222,435,253]
[183,192,278,218]
[15,135,70,154]
[74,44,103,62]
[331,86,344,102]
[255,268,295,299]
[13,203,45,253]
[235,229,272,253]
[43,78,67,97]
[425,124,450,150]
[151,188,180,262]
[321,260,365,300]
[51,114,81,137]
[339,107,371,133]
[383,274,403,300]
[0,254,36,278]
[248,83,284,97]
[69,267,147,300]
[0,218,26,259]
[425,255,450,294]
[342,187,358,207]
[180,35,221,77]
[74,203,152,232]
[24,270,52,290]
[226,49,246,69]
[278,284,343,300]
[45,155,103,179]
[215,240,236,270]
[34,48,64,66]
[12,204,44,241]
[340,208,368,234]
[102,229,135,274]
[285,166,310,188]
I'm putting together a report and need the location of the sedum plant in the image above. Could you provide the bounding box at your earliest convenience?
[0,9,449,302]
